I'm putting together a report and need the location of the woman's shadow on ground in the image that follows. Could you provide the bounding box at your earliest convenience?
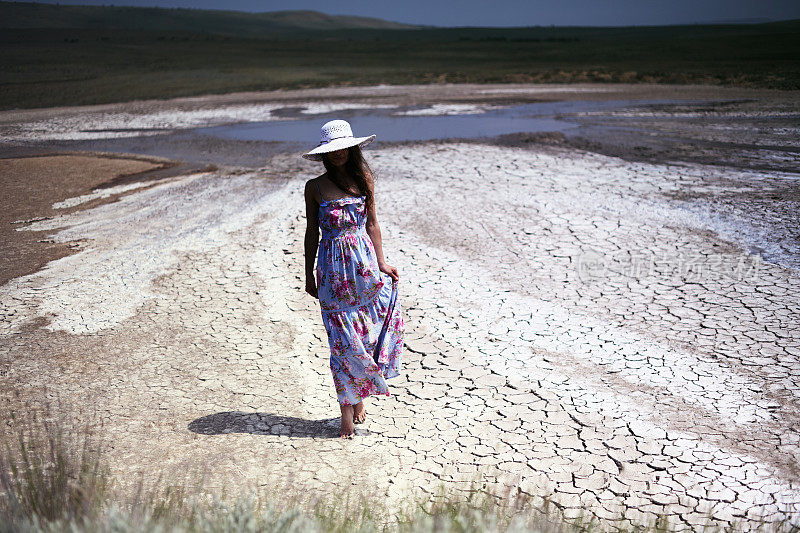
[188,412,371,438]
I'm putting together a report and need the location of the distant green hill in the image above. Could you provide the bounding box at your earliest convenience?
[0,1,421,36]
[1,2,798,109]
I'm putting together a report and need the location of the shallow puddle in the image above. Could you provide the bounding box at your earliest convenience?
[196,100,650,142]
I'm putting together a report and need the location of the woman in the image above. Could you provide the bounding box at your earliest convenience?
[302,119,404,438]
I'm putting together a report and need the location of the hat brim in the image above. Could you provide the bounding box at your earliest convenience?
[302,134,376,161]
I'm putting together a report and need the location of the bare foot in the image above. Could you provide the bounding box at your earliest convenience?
[339,404,355,438]
[353,401,367,424]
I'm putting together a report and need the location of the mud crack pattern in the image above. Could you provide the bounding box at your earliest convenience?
[1,143,799,531]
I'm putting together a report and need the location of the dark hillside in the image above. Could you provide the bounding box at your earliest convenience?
[0,2,797,109]
[0,2,420,35]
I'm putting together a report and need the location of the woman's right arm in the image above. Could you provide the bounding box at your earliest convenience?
[304,179,320,298]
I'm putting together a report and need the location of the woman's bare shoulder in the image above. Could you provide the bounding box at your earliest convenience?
[363,169,375,192]
[304,174,324,193]
[305,174,323,186]
[306,174,332,206]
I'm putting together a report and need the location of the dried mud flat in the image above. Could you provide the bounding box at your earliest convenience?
[1,84,799,530]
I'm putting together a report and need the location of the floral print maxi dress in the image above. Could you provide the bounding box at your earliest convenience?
[316,194,404,405]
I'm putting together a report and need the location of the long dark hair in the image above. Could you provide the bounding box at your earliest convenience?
[322,145,374,212]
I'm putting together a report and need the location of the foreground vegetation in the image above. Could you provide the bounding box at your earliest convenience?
[1,397,796,532]
[0,400,574,533]
[0,2,798,110]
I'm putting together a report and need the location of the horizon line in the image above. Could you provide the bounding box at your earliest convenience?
[3,1,798,29]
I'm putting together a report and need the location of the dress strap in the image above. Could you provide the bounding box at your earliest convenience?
[314,178,328,202]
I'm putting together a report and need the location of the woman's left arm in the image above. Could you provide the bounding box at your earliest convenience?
[364,174,399,282]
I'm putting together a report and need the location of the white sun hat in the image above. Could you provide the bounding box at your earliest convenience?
[302,119,376,161]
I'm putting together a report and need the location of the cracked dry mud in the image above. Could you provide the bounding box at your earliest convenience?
[2,139,799,530]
